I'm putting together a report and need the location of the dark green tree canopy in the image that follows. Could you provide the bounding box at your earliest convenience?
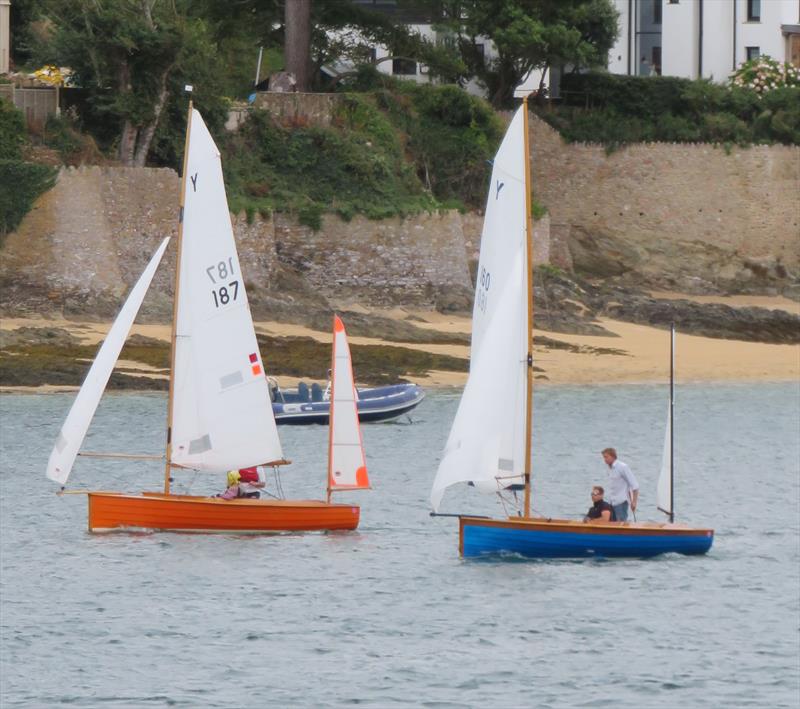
[434,0,619,106]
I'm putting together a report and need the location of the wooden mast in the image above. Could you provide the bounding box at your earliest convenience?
[326,315,336,504]
[522,96,534,519]
[163,91,194,494]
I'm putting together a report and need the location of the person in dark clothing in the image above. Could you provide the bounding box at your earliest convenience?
[584,486,616,523]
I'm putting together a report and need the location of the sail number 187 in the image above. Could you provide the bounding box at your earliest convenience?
[206,257,239,309]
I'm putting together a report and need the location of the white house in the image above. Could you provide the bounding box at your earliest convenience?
[609,0,800,81]
[1,0,10,75]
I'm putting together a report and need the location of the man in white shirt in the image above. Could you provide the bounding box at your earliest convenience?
[601,447,639,522]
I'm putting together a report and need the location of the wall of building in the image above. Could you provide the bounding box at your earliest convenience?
[0,0,9,76]
[614,0,799,81]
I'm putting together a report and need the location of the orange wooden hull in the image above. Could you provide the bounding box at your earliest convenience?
[87,492,360,533]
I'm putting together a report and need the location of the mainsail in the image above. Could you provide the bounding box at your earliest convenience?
[657,325,676,518]
[327,315,369,494]
[46,237,170,486]
[430,107,529,512]
[656,405,673,517]
[169,109,282,472]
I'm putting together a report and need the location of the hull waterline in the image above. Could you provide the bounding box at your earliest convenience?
[88,492,360,533]
[459,517,714,558]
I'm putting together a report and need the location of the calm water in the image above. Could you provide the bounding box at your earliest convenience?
[1,383,798,708]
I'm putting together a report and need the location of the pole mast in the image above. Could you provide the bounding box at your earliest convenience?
[164,87,194,494]
[326,315,336,504]
[522,96,535,519]
[669,323,675,523]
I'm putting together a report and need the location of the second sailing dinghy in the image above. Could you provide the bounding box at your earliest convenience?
[430,100,713,558]
[46,105,369,533]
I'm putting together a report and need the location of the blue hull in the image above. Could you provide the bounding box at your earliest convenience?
[273,383,425,425]
[460,518,714,559]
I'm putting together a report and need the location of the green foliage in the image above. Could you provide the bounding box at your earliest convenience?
[379,83,504,207]
[222,83,503,226]
[544,72,800,147]
[0,160,57,238]
[222,98,435,229]
[0,100,27,160]
[436,0,620,107]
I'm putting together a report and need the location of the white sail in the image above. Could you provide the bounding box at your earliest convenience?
[46,237,170,485]
[657,326,676,517]
[170,109,282,472]
[431,106,529,512]
[327,315,369,492]
[656,404,673,516]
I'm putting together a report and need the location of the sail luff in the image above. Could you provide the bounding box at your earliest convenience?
[522,97,534,519]
[163,99,194,494]
[45,237,170,486]
[326,314,336,503]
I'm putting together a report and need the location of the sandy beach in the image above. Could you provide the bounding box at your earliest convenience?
[1,293,797,391]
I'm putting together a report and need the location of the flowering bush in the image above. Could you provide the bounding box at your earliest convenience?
[730,56,800,96]
[32,66,66,86]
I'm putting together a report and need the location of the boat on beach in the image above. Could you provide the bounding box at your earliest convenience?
[430,99,714,559]
[271,381,424,425]
[46,101,370,534]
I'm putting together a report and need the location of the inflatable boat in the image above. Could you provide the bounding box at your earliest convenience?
[271,381,425,425]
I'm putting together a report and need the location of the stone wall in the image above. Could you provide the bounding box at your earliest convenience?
[252,92,343,127]
[0,166,480,318]
[529,115,800,283]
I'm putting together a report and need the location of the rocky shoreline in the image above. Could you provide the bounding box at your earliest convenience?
[2,270,797,391]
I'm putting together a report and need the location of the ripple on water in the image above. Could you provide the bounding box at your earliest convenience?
[1,385,799,707]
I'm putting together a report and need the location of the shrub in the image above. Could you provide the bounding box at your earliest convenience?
[0,160,58,239]
[543,71,800,147]
[730,56,800,96]
[0,100,26,160]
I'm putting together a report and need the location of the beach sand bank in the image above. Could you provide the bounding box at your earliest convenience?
[1,294,798,391]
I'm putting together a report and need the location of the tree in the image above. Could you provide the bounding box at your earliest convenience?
[285,0,312,90]
[38,0,220,166]
[436,0,619,107]
[276,0,464,91]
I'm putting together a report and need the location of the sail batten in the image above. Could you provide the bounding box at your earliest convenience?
[170,109,282,472]
[46,237,170,486]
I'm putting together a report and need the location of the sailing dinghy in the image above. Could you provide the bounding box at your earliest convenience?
[430,99,713,558]
[46,105,369,533]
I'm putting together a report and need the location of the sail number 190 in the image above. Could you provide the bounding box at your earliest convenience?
[206,257,239,309]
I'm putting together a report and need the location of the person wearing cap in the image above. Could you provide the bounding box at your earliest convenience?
[583,485,615,523]
[601,447,639,521]
[217,470,241,499]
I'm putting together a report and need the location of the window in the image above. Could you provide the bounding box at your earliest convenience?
[746,46,760,61]
[652,47,662,76]
[392,57,417,75]
[654,0,662,24]
[747,0,760,22]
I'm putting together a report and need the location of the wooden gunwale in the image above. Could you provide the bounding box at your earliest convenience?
[87,491,360,533]
[460,516,714,538]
